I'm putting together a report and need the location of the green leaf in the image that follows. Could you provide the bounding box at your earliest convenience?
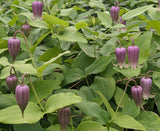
[135,31,152,64]
[113,115,146,130]
[89,0,105,10]
[0,94,17,110]
[38,47,61,62]
[52,28,87,43]
[37,51,70,74]
[94,77,115,100]
[29,80,61,103]
[153,72,160,90]
[114,87,130,107]
[46,124,73,131]
[0,48,8,54]
[0,102,43,124]
[77,121,107,131]
[122,5,153,20]
[63,68,84,85]
[43,14,69,27]
[0,66,10,79]
[13,122,43,131]
[100,38,117,56]
[122,100,140,118]
[75,21,88,30]
[75,101,110,125]
[147,7,160,20]
[136,111,160,131]
[96,91,114,117]
[113,67,140,79]
[147,20,160,35]
[0,57,10,66]
[14,63,37,75]
[45,93,81,114]
[85,56,110,75]
[97,11,112,27]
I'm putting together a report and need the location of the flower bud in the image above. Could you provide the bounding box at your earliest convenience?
[8,38,21,63]
[15,84,29,117]
[110,2,120,23]
[127,39,139,69]
[120,17,126,26]
[58,107,71,131]
[32,0,43,20]
[115,47,126,69]
[140,77,152,100]
[6,75,17,90]
[22,21,31,37]
[131,85,143,106]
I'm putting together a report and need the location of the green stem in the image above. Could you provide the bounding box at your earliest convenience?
[85,77,89,87]
[13,30,37,69]
[21,74,45,112]
[70,117,74,131]
[44,0,51,14]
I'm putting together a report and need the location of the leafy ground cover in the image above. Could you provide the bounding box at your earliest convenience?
[0,0,160,130]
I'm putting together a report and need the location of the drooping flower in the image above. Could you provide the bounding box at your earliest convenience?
[110,2,120,23]
[58,107,71,131]
[32,0,43,20]
[15,84,29,117]
[8,38,21,63]
[6,75,17,90]
[22,20,31,37]
[127,38,139,69]
[131,85,143,106]
[140,77,152,100]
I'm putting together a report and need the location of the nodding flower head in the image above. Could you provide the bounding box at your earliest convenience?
[15,84,29,117]
[6,75,17,91]
[32,0,43,20]
[8,38,21,63]
[127,39,139,69]
[22,20,31,37]
[110,2,120,23]
[131,85,143,107]
[58,107,71,131]
[140,77,152,100]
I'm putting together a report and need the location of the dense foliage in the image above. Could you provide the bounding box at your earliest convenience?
[0,0,160,130]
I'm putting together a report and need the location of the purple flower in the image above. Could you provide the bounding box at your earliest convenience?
[120,17,126,26]
[140,77,152,100]
[6,75,17,90]
[115,47,126,69]
[22,21,31,37]
[127,39,139,69]
[8,38,21,63]
[110,2,120,23]
[32,0,43,20]
[131,85,143,106]
[15,84,29,117]
[58,107,71,131]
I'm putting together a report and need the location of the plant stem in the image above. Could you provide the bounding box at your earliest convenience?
[44,0,51,14]
[21,73,45,112]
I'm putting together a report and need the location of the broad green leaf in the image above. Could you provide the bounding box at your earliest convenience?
[136,111,160,131]
[77,42,96,57]
[85,56,110,75]
[29,80,61,103]
[45,124,73,131]
[111,24,125,29]
[37,51,70,74]
[113,67,140,79]
[0,102,43,124]
[77,121,107,131]
[147,20,160,35]
[43,14,69,27]
[45,93,81,114]
[60,8,74,16]
[89,0,105,10]
[76,10,94,22]
[114,87,130,107]
[153,72,160,90]
[63,68,84,85]
[94,77,115,100]
[52,28,87,43]
[0,57,10,66]
[75,101,110,125]
[0,66,10,79]
[8,15,18,26]
[96,91,114,117]
[0,40,7,49]
[122,5,153,20]
[135,31,152,64]
[13,122,43,131]
[113,115,146,130]
[38,47,61,62]
[122,100,140,118]
[100,38,117,56]
[147,7,160,20]
[0,48,8,54]
[97,11,112,27]
[75,21,88,30]
[14,63,37,75]
[0,16,11,24]
[0,26,7,38]
[0,94,17,110]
